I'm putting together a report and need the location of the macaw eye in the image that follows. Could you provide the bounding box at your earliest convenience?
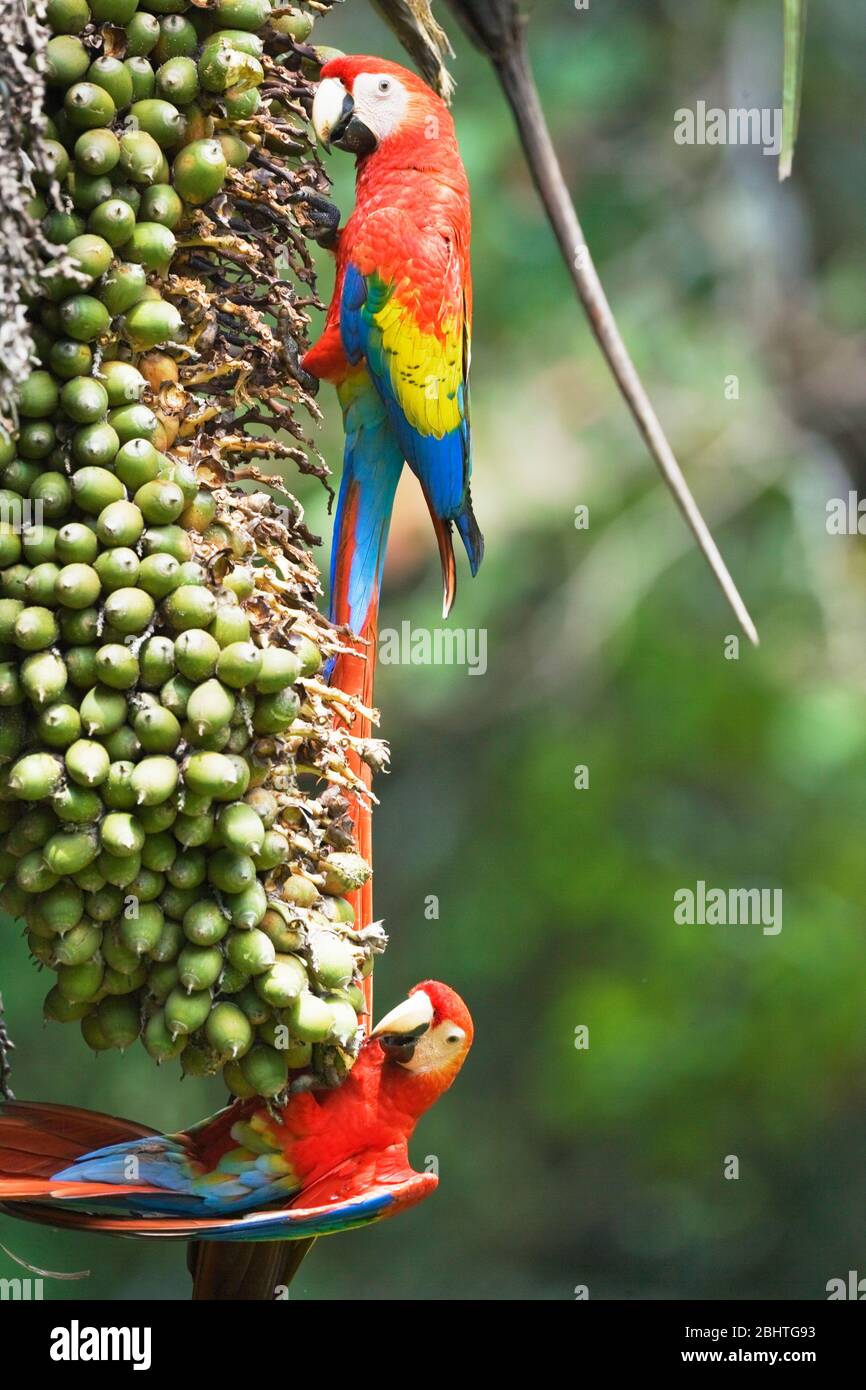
[377,78,392,95]
[446,1033,460,1044]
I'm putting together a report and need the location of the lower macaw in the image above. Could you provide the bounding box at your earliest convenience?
[300,56,483,704]
[0,982,472,1242]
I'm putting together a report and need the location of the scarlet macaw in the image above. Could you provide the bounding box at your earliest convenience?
[0,982,472,1241]
[300,56,483,702]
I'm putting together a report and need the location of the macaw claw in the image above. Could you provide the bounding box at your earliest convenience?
[291,187,341,249]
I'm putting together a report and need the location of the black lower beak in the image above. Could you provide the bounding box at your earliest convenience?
[331,95,378,156]
[379,1037,417,1064]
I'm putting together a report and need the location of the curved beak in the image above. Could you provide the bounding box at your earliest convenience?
[312,78,355,150]
[312,77,378,156]
[372,990,433,1062]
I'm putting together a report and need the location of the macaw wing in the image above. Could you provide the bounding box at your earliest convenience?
[340,208,471,524]
[0,1146,437,1242]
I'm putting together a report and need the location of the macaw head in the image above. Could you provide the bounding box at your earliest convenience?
[311,55,452,159]
[371,980,473,1099]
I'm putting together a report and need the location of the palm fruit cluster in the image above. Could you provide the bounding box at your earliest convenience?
[0,0,385,1099]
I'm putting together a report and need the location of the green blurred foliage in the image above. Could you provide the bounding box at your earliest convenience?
[3,0,866,1300]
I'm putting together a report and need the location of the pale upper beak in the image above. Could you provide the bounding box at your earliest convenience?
[312,77,354,149]
[371,989,434,1040]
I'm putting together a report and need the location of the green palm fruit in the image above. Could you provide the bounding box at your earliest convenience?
[96,994,141,1049]
[56,523,99,566]
[101,811,146,857]
[255,646,301,693]
[217,802,265,856]
[20,650,67,705]
[60,376,109,425]
[59,293,111,343]
[94,645,138,691]
[119,902,164,955]
[207,847,255,894]
[205,1000,253,1059]
[87,56,134,111]
[88,197,137,247]
[149,914,183,963]
[17,602,62,652]
[53,920,102,966]
[133,703,182,753]
[72,466,125,514]
[18,371,59,418]
[171,810,212,849]
[221,567,254,601]
[223,1058,256,1098]
[119,129,164,185]
[80,1012,112,1050]
[140,830,176,873]
[45,35,90,86]
[156,56,199,105]
[139,183,184,231]
[8,751,63,800]
[16,849,61,893]
[252,828,288,872]
[100,263,149,317]
[49,337,93,379]
[65,737,110,787]
[186,679,235,740]
[210,601,249,647]
[110,403,159,444]
[104,587,155,635]
[65,81,117,130]
[124,56,157,102]
[75,128,121,177]
[225,880,267,929]
[131,98,186,148]
[226,926,274,977]
[47,0,92,34]
[254,953,307,1009]
[239,1043,287,1098]
[173,628,218,682]
[103,762,137,810]
[147,960,180,1003]
[0,663,24,706]
[68,172,114,214]
[134,477,184,523]
[90,0,139,22]
[102,962,148,994]
[93,548,140,593]
[130,754,179,805]
[177,942,223,993]
[163,584,217,632]
[44,986,92,1023]
[53,783,102,824]
[99,361,147,408]
[126,11,161,57]
[183,898,228,946]
[165,985,211,1038]
[17,420,56,458]
[86,885,123,923]
[252,686,300,734]
[102,926,141,975]
[139,802,177,836]
[65,647,98,690]
[80,684,127,735]
[34,703,80,754]
[143,1008,186,1062]
[23,562,61,605]
[57,956,104,1003]
[141,525,192,563]
[171,139,227,204]
[216,640,261,689]
[127,866,164,902]
[123,298,183,350]
[286,989,335,1044]
[139,634,175,686]
[55,563,101,610]
[310,930,355,990]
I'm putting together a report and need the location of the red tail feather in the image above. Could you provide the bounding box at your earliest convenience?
[0,1101,156,1183]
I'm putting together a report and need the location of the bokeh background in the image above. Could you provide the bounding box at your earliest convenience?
[3,0,866,1299]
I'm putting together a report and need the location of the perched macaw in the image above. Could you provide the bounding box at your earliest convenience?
[301,55,483,702]
[0,982,472,1242]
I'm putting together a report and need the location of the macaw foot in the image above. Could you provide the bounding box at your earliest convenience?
[281,329,319,396]
[291,186,341,249]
